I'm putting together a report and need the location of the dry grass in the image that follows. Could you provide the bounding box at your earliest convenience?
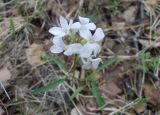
[0,0,160,115]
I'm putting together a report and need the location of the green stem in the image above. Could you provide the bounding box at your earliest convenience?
[72,55,78,77]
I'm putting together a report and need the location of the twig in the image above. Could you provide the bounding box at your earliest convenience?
[74,0,84,18]
[104,23,149,32]
[0,81,11,100]
[108,98,141,115]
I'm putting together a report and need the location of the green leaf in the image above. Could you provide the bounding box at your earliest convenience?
[91,82,105,107]
[0,42,5,50]
[87,56,118,81]
[70,86,84,100]
[9,18,16,36]
[138,52,151,72]
[43,55,68,73]
[32,78,65,94]
[97,56,118,72]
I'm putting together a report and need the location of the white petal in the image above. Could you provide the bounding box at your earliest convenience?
[91,58,101,69]
[52,37,62,44]
[67,19,74,32]
[93,28,105,41]
[64,43,82,56]
[79,44,93,58]
[49,27,65,37]
[71,22,81,30]
[82,60,92,70]
[52,37,65,49]
[50,45,64,53]
[91,43,101,57]
[79,43,100,58]
[79,16,90,24]
[82,58,101,69]
[79,27,92,40]
[59,16,69,30]
[68,19,73,28]
[84,23,96,30]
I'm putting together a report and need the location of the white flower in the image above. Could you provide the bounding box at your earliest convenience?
[79,16,96,30]
[79,43,101,58]
[49,16,105,70]
[50,37,66,53]
[79,27,105,41]
[49,16,81,37]
[50,37,82,56]
[64,43,82,56]
[82,58,102,70]
[79,28,105,58]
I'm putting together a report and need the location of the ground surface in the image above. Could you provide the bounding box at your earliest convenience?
[0,0,160,115]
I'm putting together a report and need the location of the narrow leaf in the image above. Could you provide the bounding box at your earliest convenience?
[91,82,105,107]
[9,18,16,36]
[97,56,118,72]
[33,78,65,94]
[70,86,84,100]
[43,55,68,73]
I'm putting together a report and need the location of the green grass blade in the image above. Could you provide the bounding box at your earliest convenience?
[32,78,65,94]
[9,18,16,36]
[97,56,118,72]
[70,86,84,100]
[43,55,68,73]
[87,56,118,81]
[91,82,105,107]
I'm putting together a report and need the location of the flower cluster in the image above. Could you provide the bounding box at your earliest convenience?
[49,16,105,69]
